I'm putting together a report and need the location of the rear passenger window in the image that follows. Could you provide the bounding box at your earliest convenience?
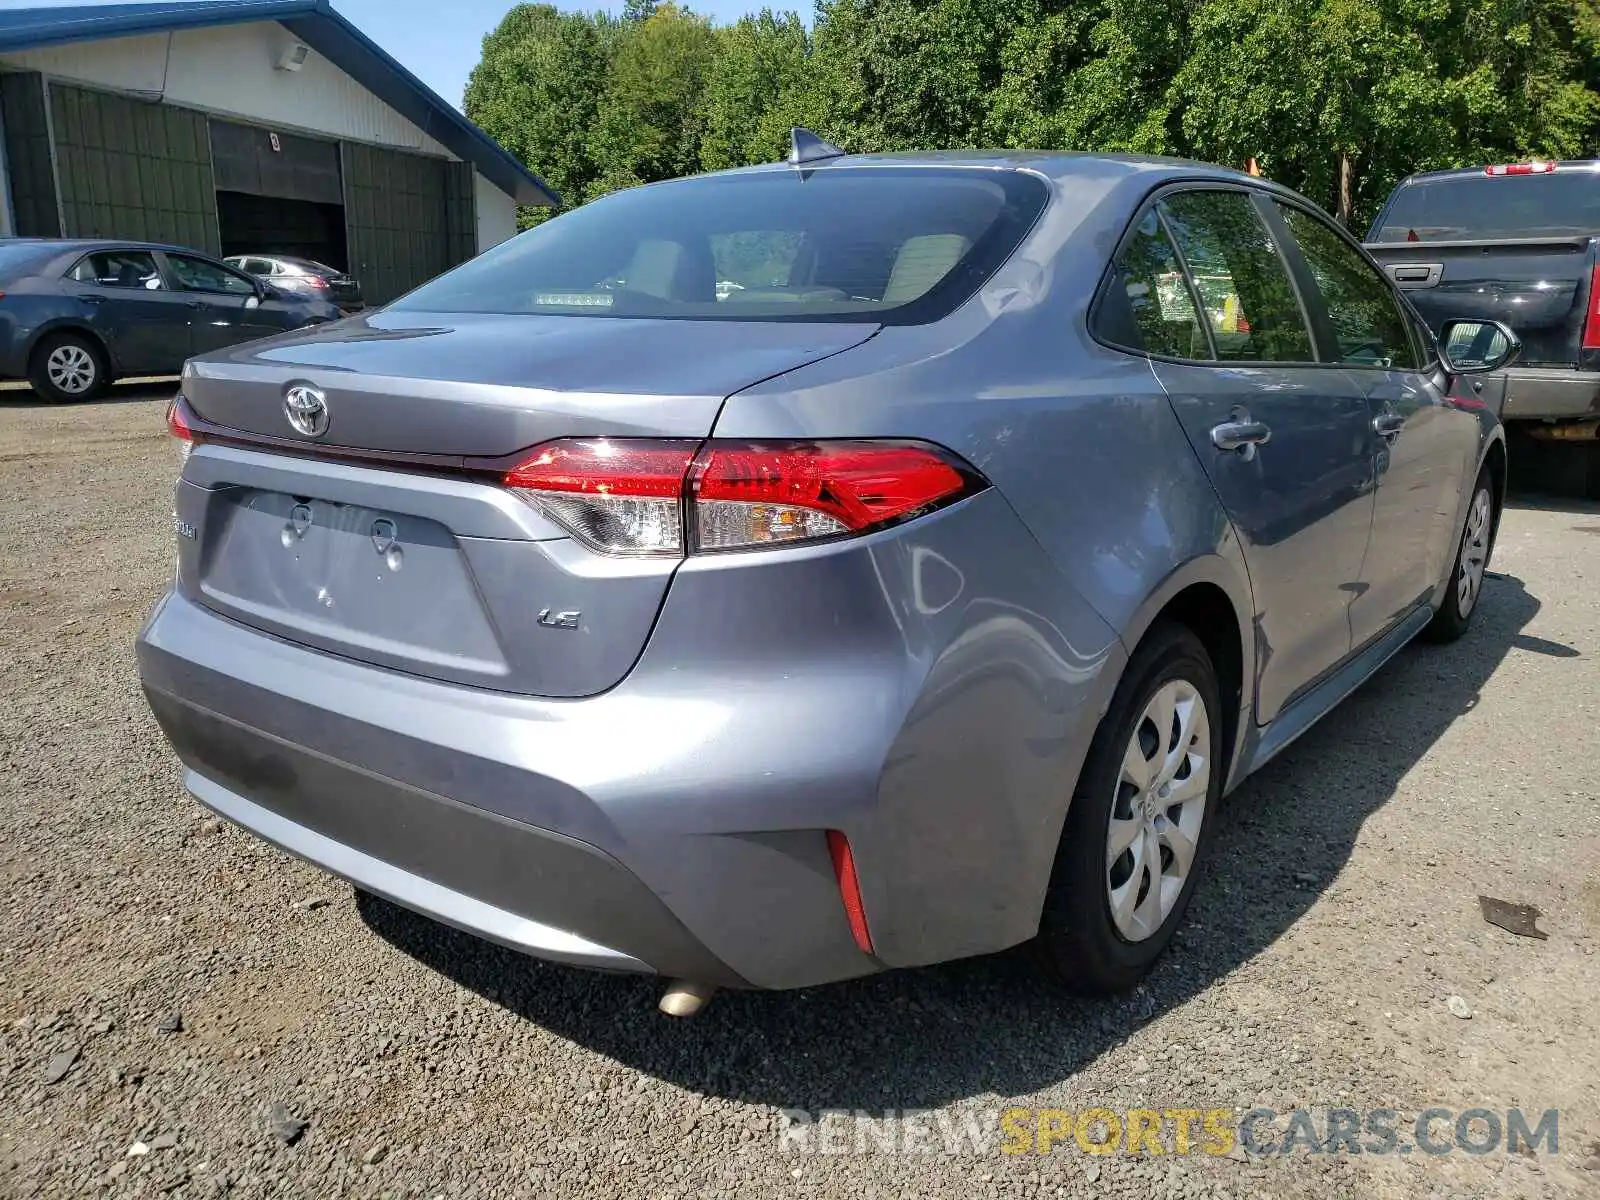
[1277,204,1418,369]
[1104,209,1209,359]
[69,250,163,290]
[1159,191,1314,363]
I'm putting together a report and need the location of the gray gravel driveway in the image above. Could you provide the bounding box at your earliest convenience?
[2,390,1597,1198]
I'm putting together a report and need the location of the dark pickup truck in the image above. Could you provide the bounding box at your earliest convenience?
[1366,161,1600,430]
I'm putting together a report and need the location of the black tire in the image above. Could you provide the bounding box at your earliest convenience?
[1423,468,1495,644]
[28,332,108,403]
[1036,622,1223,993]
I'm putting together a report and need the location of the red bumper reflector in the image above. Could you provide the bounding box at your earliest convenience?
[826,830,874,955]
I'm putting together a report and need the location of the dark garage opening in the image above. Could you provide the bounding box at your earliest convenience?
[216,190,348,269]
[210,119,348,270]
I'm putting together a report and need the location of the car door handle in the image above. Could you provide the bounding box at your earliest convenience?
[73,292,103,304]
[1210,420,1272,453]
[1372,412,1406,440]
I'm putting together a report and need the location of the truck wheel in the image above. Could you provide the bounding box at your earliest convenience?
[1424,468,1495,643]
[29,332,108,402]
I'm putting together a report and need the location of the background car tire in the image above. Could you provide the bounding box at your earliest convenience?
[1423,467,1495,644]
[29,332,108,403]
[1036,622,1223,994]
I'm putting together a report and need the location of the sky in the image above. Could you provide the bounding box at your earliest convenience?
[6,1,796,110]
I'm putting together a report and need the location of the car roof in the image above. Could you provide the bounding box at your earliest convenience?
[705,149,1268,188]
[660,150,1320,213]
[3,237,216,256]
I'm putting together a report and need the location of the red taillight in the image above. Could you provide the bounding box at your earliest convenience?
[1583,265,1600,351]
[693,441,973,550]
[504,439,697,555]
[167,396,197,467]
[1485,162,1555,176]
[305,275,330,289]
[826,830,874,955]
[166,398,194,441]
[502,438,982,556]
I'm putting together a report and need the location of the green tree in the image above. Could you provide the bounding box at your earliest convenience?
[806,0,1044,153]
[464,4,610,224]
[698,9,812,170]
[1172,0,1600,227]
[987,0,1190,154]
[587,2,719,197]
[461,0,1600,231]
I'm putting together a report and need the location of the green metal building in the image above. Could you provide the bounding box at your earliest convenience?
[0,1,556,304]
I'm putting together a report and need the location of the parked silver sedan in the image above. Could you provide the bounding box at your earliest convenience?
[138,138,1515,1012]
[225,254,364,312]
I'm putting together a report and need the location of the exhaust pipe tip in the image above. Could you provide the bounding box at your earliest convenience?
[658,980,717,1018]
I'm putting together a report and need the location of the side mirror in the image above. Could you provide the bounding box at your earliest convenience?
[1438,318,1521,375]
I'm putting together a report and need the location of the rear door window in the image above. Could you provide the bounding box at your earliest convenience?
[69,250,164,290]
[1099,208,1210,359]
[388,167,1049,324]
[1277,204,1418,368]
[1159,191,1315,363]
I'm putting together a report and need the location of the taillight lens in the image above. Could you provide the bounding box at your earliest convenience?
[1584,265,1600,351]
[693,442,974,550]
[1485,162,1555,176]
[305,275,330,289]
[167,396,196,465]
[503,438,983,556]
[505,439,697,555]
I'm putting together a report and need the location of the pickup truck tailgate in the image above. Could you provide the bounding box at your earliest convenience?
[1368,236,1595,366]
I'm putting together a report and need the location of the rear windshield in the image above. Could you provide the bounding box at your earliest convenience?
[390,167,1048,323]
[1371,170,1600,241]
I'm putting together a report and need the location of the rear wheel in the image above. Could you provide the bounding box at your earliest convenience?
[1036,623,1223,993]
[1424,469,1494,643]
[29,332,107,402]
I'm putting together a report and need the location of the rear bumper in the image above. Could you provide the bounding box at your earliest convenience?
[136,489,1122,989]
[1500,367,1600,421]
[147,679,744,979]
[184,769,655,975]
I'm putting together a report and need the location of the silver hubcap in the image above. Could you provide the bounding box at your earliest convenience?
[46,344,96,394]
[1107,679,1211,943]
[1456,487,1492,618]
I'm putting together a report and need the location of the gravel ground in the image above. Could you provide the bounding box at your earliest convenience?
[2,387,1598,1200]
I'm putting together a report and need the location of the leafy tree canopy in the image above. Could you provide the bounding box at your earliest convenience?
[464,0,1600,229]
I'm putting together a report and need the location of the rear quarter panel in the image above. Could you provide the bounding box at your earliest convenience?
[707,165,1259,961]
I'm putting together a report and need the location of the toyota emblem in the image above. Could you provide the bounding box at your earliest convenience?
[284,384,330,438]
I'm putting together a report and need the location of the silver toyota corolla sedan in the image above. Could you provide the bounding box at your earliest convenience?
[137,138,1517,1013]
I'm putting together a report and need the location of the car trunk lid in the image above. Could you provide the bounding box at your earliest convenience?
[174,311,878,697]
[183,311,877,454]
